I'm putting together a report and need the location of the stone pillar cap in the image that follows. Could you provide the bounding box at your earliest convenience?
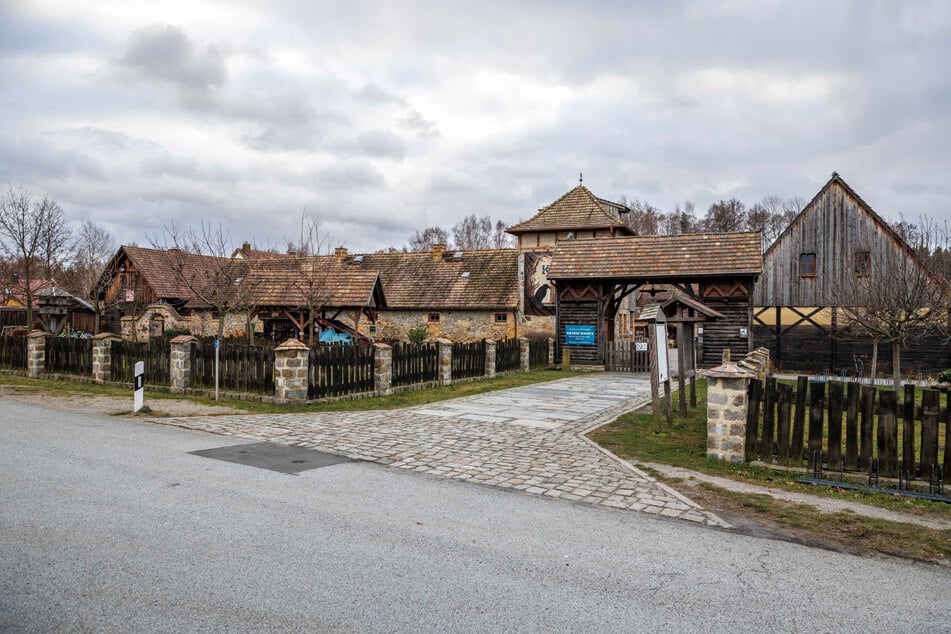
[276,338,309,351]
[436,338,452,345]
[704,362,754,379]
[170,335,198,344]
[373,342,392,350]
[93,332,121,340]
[484,338,495,345]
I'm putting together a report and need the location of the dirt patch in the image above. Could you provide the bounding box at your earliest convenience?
[0,385,248,418]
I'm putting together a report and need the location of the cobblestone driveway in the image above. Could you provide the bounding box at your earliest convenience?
[156,374,727,526]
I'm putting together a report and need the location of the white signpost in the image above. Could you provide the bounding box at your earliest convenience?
[133,361,144,413]
[654,322,669,383]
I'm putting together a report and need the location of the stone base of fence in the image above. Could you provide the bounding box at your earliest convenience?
[169,335,198,393]
[704,348,766,464]
[485,339,496,379]
[27,330,47,378]
[374,343,393,395]
[91,333,120,384]
[437,339,452,385]
[519,337,530,372]
[274,338,309,402]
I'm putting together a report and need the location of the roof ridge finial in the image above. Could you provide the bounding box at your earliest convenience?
[579,172,583,184]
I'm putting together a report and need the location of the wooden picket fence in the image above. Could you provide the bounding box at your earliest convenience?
[308,343,374,399]
[191,341,275,395]
[111,338,171,386]
[528,336,549,369]
[605,339,649,373]
[0,335,27,369]
[495,338,520,373]
[452,340,486,380]
[392,342,438,387]
[746,377,950,478]
[46,337,92,376]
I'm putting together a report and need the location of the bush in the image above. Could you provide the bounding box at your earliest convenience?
[407,324,428,345]
[937,369,951,384]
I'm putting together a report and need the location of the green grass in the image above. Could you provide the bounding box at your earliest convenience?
[0,369,583,414]
[590,379,951,517]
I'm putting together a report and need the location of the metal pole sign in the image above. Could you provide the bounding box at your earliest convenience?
[214,337,220,401]
[133,361,144,413]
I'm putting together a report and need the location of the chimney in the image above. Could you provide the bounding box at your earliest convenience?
[334,246,348,263]
[432,243,446,260]
[242,241,251,255]
[167,248,181,254]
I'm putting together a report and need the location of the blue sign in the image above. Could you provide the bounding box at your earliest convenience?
[565,324,596,346]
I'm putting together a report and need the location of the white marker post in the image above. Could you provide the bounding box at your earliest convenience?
[214,337,219,401]
[133,361,144,413]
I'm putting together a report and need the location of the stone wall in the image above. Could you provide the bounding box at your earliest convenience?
[121,304,262,341]
[353,309,521,342]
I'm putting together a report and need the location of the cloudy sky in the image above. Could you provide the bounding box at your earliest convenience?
[1,0,949,253]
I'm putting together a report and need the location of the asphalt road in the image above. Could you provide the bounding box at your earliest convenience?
[1,399,949,632]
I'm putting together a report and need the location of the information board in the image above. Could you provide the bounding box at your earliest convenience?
[565,324,596,346]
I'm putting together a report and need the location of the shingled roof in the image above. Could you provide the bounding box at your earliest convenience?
[548,232,762,281]
[506,185,633,235]
[351,249,518,310]
[114,245,230,302]
[245,258,384,308]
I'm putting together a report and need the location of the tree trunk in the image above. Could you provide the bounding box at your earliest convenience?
[870,338,879,382]
[217,313,226,341]
[892,339,902,397]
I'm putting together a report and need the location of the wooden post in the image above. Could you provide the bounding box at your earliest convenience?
[859,386,875,470]
[649,324,661,432]
[877,389,898,478]
[759,377,776,461]
[808,380,825,462]
[945,391,951,478]
[663,378,673,425]
[791,375,808,463]
[827,381,844,466]
[677,325,686,416]
[690,373,697,409]
[777,383,793,464]
[845,381,860,470]
[902,384,916,476]
[745,379,762,462]
[921,389,940,477]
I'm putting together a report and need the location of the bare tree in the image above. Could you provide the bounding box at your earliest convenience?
[701,198,747,233]
[153,222,255,341]
[620,197,666,235]
[0,185,71,329]
[290,213,333,345]
[452,214,493,250]
[492,220,514,249]
[407,226,449,252]
[39,200,72,279]
[830,242,948,394]
[67,220,115,334]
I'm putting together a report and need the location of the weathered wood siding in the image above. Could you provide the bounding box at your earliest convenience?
[700,279,753,367]
[559,300,599,364]
[754,179,916,307]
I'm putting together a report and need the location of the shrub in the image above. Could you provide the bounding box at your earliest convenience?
[407,324,428,345]
[937,369,951,384]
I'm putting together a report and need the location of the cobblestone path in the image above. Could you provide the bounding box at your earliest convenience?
[156,374,728,526]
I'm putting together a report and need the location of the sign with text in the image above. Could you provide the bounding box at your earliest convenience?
[133,361,144,413]
[565,324,596,346]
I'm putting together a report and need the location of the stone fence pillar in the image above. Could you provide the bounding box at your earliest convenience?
[519,337,530,372]
[274,338,309,402]
[170,335,198,392]
[548,337,555,367]
[91,333,120,383]
[485,339,496,378]
[27,330,48,378]
[437,339,453,385]
[704,355,754,464]
[374,343,393,395]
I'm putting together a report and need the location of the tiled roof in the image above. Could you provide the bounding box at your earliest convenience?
[548,232,763,280]
[120,246,232,302]
[506,185,632,234]
[353,249,518,310]
[245,258,384,308]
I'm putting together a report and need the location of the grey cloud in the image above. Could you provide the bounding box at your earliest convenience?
[354,83,406,106]
[115,24,226,92]
[354,129,406,160]
[399,110,440,139]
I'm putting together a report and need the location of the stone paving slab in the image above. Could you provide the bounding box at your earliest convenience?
[153,374,728,527]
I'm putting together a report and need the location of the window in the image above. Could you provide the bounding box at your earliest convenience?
[495,312,508,323]
[428,312,440,323]
[854,250,871,276]
[800,253,816,277]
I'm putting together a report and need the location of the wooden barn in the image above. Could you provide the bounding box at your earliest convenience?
[753,172,948,375]
[547,232,763,366]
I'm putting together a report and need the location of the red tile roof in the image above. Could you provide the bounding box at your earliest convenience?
[246,258,384,308]
[507,185,632,234]
[548,232,763,280]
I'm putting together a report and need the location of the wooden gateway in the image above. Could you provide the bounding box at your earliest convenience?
[547,232,763,367]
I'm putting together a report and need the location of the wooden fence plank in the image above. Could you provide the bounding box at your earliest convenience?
[759,377,776,460]
[859,386,875,470]
[791,375,808,463]
[777,383,793,464]
[808,380,825,463]
[827,381,844,467]
[845,382,859,470]
[745,379,762,462]
[902,384,916,476]
[921,389,940,476]
[877,390,898,478]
